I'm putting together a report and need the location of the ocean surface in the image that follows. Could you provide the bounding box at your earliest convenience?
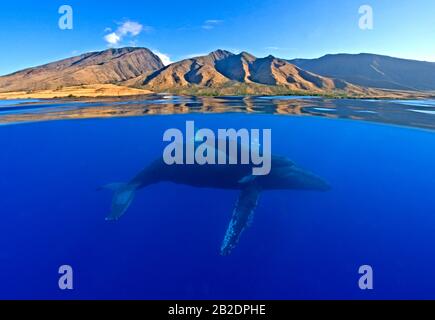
[0,95,435,299]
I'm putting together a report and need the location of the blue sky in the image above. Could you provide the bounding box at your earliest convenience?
[0,0,434,75]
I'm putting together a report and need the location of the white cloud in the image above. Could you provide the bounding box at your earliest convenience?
[202,19,223,30]
[104,32,121,45]
[118,21,143,36]
[183,53,208,59]
[104,20,150,46]
[205,19,223,24]
[152,50,172,66]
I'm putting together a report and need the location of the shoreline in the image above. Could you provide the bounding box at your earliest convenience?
[0,84,433,101]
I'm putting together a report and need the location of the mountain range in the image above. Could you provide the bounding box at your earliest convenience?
[0,48,163,92]
[0,47,434,98]
[131,49,373,95]
[290,53,435,91]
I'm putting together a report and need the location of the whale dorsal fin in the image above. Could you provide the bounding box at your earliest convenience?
[220,183,262,256]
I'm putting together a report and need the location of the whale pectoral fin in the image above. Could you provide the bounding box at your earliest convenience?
[238,174,257,185]
[101,182,138,221]
[220,183,261,256]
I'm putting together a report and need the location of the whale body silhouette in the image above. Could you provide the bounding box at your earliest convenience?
[102,141,330,255]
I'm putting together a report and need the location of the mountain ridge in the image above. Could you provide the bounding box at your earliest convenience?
[0,47,164,92]
[0,47,434,98]
[290,53,435,91]
[135,50,374,96]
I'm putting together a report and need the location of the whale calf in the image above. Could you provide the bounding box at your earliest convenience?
[102,140,330,255]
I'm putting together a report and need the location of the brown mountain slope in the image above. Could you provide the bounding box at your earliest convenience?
[0,84,153,100]
[132,49,233,89]
[290,53,435,91]
[1,47,430,98]
[0,47,164,93]
[139,50,371,95]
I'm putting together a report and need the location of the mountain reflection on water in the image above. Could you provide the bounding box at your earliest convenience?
[0,95,434,130]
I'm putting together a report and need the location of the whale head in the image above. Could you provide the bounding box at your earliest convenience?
[285,166,331,191]
[264,165,330,191]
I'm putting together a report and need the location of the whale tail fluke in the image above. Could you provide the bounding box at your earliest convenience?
[100,182,138,221]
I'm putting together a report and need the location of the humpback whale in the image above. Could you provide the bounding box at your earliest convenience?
[102,140,330,255]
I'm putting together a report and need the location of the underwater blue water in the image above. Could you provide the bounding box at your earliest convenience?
[0,97,435,299]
